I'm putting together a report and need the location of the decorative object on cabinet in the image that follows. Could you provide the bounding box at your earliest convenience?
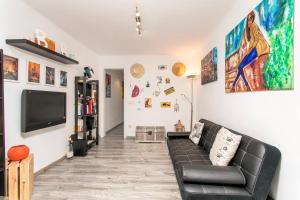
[175,120,185,132]
[0,49,6,195]
[3,55,18,81]
[225,0,294,93]
[145,98,152,108]
[6,39,79,64]
[45,66,55,85]
[160,102,171,108]
[172,62,186,77]
[74,76,99,156]
[136,126,165,143]
[7,145,30,161]
[130,63,145,79]
[105,73,111,98]
[201,47,218,85]
[60,71,67,87]
[27,61,40,83]
[131,85,140,98]
[164,86,175,95]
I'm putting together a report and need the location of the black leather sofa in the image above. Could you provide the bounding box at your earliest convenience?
[167,119,281,200]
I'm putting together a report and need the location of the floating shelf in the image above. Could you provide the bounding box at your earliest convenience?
[6,39,79,64]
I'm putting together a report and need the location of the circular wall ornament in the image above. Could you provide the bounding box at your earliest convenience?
[130,63,145,79]
[172,62,186,77]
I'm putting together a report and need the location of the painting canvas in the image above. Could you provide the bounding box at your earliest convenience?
[201,47,217,85]
[225,0,294,93]
[28,61,40,83]
[106,73,111,98]
[46,66,55,85]
[60,71,67,87]
[3,55,18,81]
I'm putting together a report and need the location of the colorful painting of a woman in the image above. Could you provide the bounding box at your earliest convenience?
[225,0,294,93]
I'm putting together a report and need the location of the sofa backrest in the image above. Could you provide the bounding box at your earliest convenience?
[199,119,281,200]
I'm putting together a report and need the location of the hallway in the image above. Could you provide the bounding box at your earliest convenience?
[32,124,180,200]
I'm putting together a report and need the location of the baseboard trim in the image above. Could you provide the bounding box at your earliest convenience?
[105,122,124,133]
[34,155,66,177]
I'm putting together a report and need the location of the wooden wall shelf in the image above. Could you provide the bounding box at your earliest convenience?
[6,39,79,65]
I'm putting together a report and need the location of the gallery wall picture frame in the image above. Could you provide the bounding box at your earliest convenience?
[27,60,41,84]
[145,98,152,108]
[225,0,294,93]
[45,66,55,86]
[160,102,171,108]
[60,71,67,87]
[3,55,19,82]
[105,73,111,98]
[201,47,218,85]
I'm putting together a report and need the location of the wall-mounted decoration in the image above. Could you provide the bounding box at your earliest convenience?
[160,102,171,108]
[121,81,124,99]
[165,77,171,84]
[156,76,162,84]
[164,87,175,95]
[158,65,167,70]
[3,55,18,81]
[174,99,179,112]
[45,66,55,85]
[28,61,40,84]
[225,0,294,93]
[146,81,150,88]
[145,98,152,108]
[131,85,140,98]
[130,63,145,79]
[201,47,218,85]
[172,62,186,77]
[105,73,111,98]
[153,84,161,97]
[60,71,67,87]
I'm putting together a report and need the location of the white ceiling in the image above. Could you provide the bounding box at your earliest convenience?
[24,0,235,55]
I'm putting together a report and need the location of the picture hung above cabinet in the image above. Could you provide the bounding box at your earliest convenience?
[225,0,294,93]
[172,62,186,77]
[130,63,145,79]
[45,66,55,85]
[3,55,18,81]
[201,47,217,85]
[27,61,40,84]
[105,73,111,98]
[60,71,67,87]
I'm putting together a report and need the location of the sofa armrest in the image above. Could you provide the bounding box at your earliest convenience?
[167,132,190,138]
[182,165,246,186]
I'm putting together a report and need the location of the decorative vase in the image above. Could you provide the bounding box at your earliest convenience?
[8,145,30,161]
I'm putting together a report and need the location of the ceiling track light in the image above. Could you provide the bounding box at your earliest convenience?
[135,5,142,37]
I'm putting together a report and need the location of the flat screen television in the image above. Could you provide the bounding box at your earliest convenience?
[21,90,66,132]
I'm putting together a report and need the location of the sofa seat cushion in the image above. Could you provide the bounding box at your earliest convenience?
[180,183,252,200]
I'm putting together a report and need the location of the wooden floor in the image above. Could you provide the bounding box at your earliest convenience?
[32,125,181,200]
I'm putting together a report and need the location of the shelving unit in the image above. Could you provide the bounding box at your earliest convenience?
[73,76,99,156]
[6,39,79,64]
[0,49,5,195]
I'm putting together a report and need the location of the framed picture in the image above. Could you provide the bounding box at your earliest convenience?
[201,47,217,85]
[145,98,152,108]
[3,55,18,81]
[106,73,111,98]
[28,61,40,84]
[160,102,171,108]
[60,71,67,87]
[45,66,55,85]
[225,0,294,93]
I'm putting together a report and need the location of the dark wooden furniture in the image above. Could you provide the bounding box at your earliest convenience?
[6,39,79,64]
[0,49,5,195]
[73,76,99,156]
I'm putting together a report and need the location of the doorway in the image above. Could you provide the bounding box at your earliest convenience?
[104,69,124,137]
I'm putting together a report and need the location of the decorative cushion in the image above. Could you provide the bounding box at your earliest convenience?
[209,127,242,166]
[189,122,204,144]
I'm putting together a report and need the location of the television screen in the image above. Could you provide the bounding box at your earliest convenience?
[21,90,66,132]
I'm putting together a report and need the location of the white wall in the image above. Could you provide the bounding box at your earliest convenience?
[105,69,124,132]
[99,55,192,138]
[0,0,99,172]
[191,0,300,199]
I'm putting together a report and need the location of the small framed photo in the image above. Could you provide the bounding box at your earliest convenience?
[45,66,55,85]
[3,55,19,81]
[27,61,41,84]
[60,71,67,87]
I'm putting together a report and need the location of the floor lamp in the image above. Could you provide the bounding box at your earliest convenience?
[181,74,197,131]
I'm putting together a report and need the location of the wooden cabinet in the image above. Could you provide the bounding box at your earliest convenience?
[135,126,165,143]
